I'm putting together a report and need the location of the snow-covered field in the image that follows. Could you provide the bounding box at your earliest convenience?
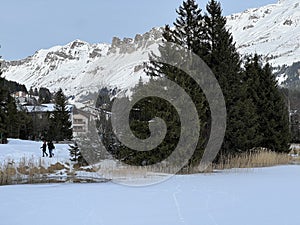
[0,139,70,164]
[0,139,300,224]
[0,166,299,225]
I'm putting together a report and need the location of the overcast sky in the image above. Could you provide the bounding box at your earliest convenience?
[1,0,277,61]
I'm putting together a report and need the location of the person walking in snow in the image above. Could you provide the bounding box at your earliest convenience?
[47,140,55,158]
[40,140,48,157]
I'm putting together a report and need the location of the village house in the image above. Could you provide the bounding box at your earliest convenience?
[72,108,92,137]
[22,104,74,140]
[11,90,97,139]
[23,103,95,139]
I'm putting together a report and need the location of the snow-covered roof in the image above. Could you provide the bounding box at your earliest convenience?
[24,104,73,113]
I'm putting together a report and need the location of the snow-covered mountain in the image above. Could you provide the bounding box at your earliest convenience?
[2,0,300,105]
[227,0,300,67]
[226,0,300,88]
[1,28,162,106]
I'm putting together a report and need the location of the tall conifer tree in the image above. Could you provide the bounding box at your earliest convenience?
[49,88,72,141]
[244,55,290,152]
[0,62,8,143]
[145,0,209,167]
[203,0,252,155]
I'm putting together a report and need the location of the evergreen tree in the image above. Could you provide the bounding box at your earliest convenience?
[170,0,208,56]
[0,59,33,141]
[17,109,33,140]
[38,87,52,103]
[263,63,290,152]
[95,91,123,159]
[244,55,290,152]
[34,88,39,96]
[29,87,34,97]
[0,66,8,144]
[203,0,257,155]
[150,0,248,158]
[142,0,210,167]
[289,89,300,142]
[95,87,111,108]
[69,142,80,161]
[69,142,88,166]
[6,93,19,138]
[49,88,72,141]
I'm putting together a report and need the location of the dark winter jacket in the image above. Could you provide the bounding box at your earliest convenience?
[48,142,55,150]
[41,143,47,151]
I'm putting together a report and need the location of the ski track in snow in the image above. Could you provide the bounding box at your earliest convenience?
[173,185,186,225]
[1,139,300,225]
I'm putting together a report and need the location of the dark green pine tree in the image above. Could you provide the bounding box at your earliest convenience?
[34,88,39,96]
[6,93,19,138]
[17,109,33,140]
[0,60,33,141]
[29,87,34,97]
[245,54,290,152]
[150,0,211,167]
[49,88,72,141]
[203,0,255,155]
[171,0,208,56]
[0,66,8,144]
[205,0,241,92]
[69,142,88,166]
[38,87,52,103]
[244,55,290,152]
[262,63,290,152]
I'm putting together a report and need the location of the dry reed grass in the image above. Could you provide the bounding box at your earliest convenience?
[0,156,69,185]
[97,150,293,177]
[212,149,292,171]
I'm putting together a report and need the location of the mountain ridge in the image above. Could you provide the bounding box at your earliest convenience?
[1,0,300,104]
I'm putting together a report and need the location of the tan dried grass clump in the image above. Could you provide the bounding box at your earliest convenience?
[47,162,66,173]
[213,149,291,170]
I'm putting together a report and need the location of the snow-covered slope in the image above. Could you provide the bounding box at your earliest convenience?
[2,28,162,105]
[2,0,300,103]
[227,0,300,66]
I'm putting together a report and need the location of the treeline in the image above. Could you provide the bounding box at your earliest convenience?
[98,0,291,168]
[3,79,27,94]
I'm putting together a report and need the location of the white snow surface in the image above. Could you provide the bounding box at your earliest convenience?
[0,139,70,165]
[1,139,300,224]
[0,165,299,225]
